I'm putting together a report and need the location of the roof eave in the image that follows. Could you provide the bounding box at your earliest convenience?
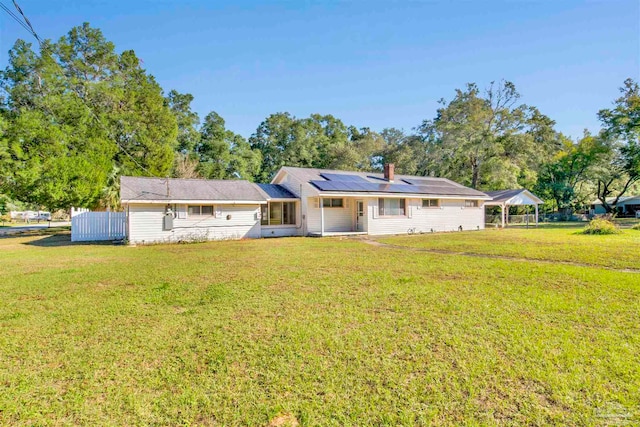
[121,199,267,205]
[315,192,491,200]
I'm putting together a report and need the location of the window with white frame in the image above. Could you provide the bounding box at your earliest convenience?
[465,200,479,208]
[261,202,296,226]
[422,199,439,208]
[378,198,406,216]
[187,205,214,217]
[322,198,344,208]
[260,205,268,225]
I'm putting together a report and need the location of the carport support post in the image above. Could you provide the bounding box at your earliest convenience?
[535,204,539,226]
[501,203,505,228]
[505,205,509,227]
[320,197,325,237]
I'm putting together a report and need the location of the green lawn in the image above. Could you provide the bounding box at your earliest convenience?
[1,230,639,426]
[380,223,640,270]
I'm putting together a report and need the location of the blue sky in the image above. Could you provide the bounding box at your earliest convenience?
[0,0,638,140]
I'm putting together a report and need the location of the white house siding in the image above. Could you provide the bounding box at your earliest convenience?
[276,172,349,235]
[127,203,261,244]
[305,198,321,233]
[275,171,361,235]
[261,226,301,238]
[274,173,316,236]
[276,173,302,198]
[260,174,304,237]
[306,198,355,234]
[366,198,485,236]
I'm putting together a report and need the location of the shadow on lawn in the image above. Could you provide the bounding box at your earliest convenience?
[505,222,587,230]
[20,232,122,247]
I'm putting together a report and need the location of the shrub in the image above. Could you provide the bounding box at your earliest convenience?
[580,218,621,235]
[52,209,70,221]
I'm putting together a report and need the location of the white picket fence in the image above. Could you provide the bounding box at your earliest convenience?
[71,209,126,242]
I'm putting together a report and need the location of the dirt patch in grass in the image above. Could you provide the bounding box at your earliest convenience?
[268,413,300,427]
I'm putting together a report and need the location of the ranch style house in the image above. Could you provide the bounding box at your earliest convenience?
[120,164,492,244]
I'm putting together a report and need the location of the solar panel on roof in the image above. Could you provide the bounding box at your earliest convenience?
[311,180,425,194]
[402,178,443,186]
[319,173,368,182]
[310,180,485,196]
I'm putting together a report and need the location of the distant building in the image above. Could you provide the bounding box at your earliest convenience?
[590,196,640,216]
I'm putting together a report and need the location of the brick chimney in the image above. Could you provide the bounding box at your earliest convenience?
[383,163,395,182]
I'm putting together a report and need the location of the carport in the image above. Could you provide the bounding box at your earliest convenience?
[484,189,543,228]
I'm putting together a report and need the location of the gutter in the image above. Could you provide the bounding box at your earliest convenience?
[314,192,492,200]
[121,199,268,205]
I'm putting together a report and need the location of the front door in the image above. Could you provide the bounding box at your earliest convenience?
[356,200,364,232]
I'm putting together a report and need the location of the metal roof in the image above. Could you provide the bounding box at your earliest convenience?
[279,166,489,198]
[591,195,640,205]
[256,184,298,199]
[120,176,268,203]
[485,189,543,205]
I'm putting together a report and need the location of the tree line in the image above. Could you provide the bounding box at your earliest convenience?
[0,23,638,214]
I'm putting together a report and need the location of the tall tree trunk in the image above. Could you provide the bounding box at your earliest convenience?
[471,159,480,189]
[597,180,615,213]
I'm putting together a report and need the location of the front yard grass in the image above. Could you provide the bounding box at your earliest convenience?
[1,230,638,425]
[379,223,640,270]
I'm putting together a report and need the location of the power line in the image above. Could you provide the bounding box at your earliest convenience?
[0,2,34,40]
[0,3,28,32]
[0,3,25,30]
[12,0,41,44]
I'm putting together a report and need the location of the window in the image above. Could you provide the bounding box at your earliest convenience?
[378,198,406,216]
[422,199,439,208]
[465,200,479,208]
[269,202,283,225]
[322,198,344,208]
[262,202,296,226]
[282,202,296,225]
[188,205,214,217]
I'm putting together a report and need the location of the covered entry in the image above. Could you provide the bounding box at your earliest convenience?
[484,189,543,228]
[315,196,368,236]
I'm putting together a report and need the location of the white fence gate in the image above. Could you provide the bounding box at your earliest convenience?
[71,208,126,242]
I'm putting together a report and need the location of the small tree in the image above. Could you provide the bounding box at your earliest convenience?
[0,194,9,225]
[535,133,607,216]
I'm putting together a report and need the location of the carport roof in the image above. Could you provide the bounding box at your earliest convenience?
[485,189,543,205]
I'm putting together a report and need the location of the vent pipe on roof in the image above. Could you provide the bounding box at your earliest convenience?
[384,163,395,182]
